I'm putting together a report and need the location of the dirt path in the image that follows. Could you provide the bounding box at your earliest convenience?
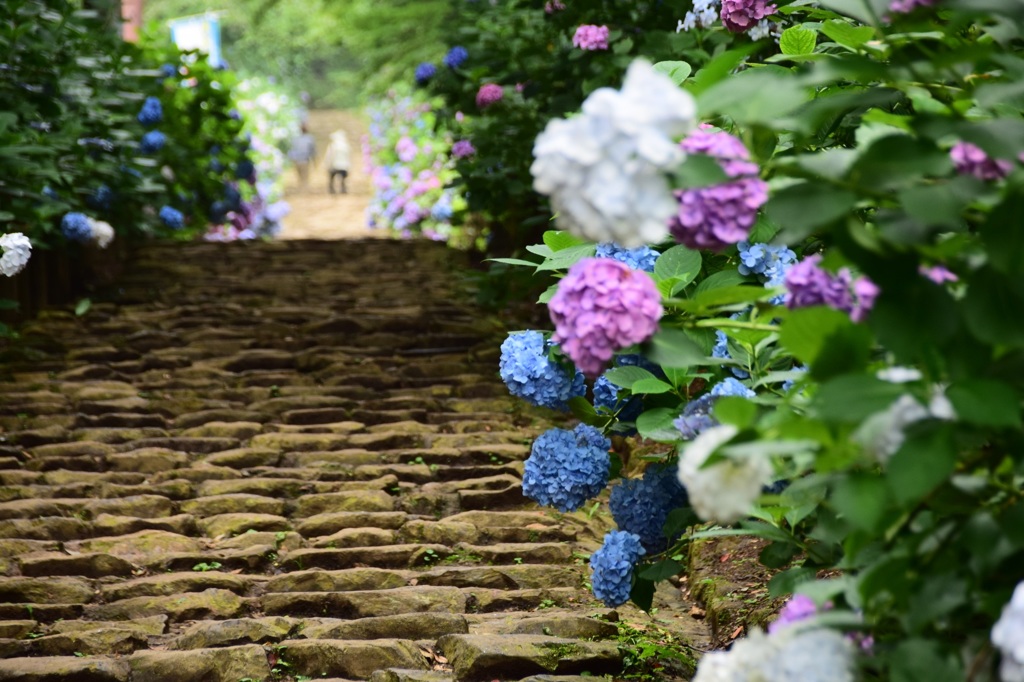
[277,109,383,241]
[0,239,710,681]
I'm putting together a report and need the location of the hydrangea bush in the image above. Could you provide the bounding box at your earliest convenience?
[364,89,471,246]
[472,1,1024,679]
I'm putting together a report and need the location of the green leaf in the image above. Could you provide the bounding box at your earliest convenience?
[603,366,657,390]
[686,45,759,97]
[488,257,539,268]
[847,135,952,191]
[631,378,674,395]
[898,179,974,232]
[639,559,684,582]
[820,19,875,48]
[713,396,758,428]
[663,507,699,540]
[644,328,706,368]
[536,244,596,271]
[677,285,770,313]
[693,269,748,296]
[832,473,890,532]
[654,245,702,286]
[760,541,799,569]
[697,68,809,125]
[567,397,611,428]
[981,190,1024,276]
[889,638,963,682]
[812,374,904,423]
[636,408,681,443]
[652,60,692,86]
[767,182,858,241]
[778,307,854,366]
[964,267,1024,347]
[779,27,817,55]
[543,230,587,252]
[74,298,92,317]
[887,424,957,506]
[673,154,729,188]
[947,380,1022,428]
[630,576,655,612]
[768,566,817,597]
[538,283,558,304]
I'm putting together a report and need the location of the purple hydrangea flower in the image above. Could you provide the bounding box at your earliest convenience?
[549,258,663,378]
[522,424,610,512]
[720,0,777,32]
[768,594,820,634]
[545,0,566,13]
[670,129,768,252]
[590,531,646,607]
[573,25,610,51]
[674,378,755,439]
[396,137,418,163]
[950,141,1012,181]
[784,254,879,323]
[452,140,476,159]
[443,46,468,69]
[476,84,504,109]
[889,0,936,13]
[609,465,689,552]
[414,62,437,85]
[919,264,958,284]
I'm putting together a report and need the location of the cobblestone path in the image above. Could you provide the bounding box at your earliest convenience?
[0,240,696,682]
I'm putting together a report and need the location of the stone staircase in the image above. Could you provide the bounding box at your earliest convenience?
[0,240,672,682]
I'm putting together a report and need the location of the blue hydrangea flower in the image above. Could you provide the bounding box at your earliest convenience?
[711,377,756,399]
[674,378,755,439]
[431,194,454,222]
[443,46,469,69]
[522,424,610,512]
[610,465,689,552]
[139,130,166,154]
[235,159,256,181]
[738,241,796,306]
[159,206,184,230]
[137,96,163,127]
[42,186,59,200]
[415,62,437,85]
[159,63,177,79]
[499,330,585,411]
[223,184,242,211]
[711,312,750,379]
[590,530,646,607]
[86,184,113,211]
[61,213,92,243]
[593,374,643,423]
[595,243,659,273]
[209,201,229,224]
[782,365,808,392]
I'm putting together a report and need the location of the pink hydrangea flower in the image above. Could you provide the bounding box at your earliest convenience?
[395,136,418,163]
[549,258,663,378]
[720,0,776,33]
[919,264,958,284]
[545,0,566,13]
[889,0,935,13]
[476,84,504,109]
[573,24,610,50]
[950,141,1012,181]
[669,129,768,251]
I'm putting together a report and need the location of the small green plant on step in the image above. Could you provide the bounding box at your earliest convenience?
[614,621,697,682]
[192,561,222,572]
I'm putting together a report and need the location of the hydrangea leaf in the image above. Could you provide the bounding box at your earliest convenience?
[820,19,876,48]
[779,27,817,56]
[629,576,655,612]
[831,473,891,532]
[713,396,758,428]
[652,60,692,85]
[766,182,858,241]
[643,328,705,368]
[603,366,657,390]
[887,425,957,506]
[946,380,1022,428]
[654,245,702,286]
[542,230,588,252]
[639,559,684,582]
[630,378,673,395]
[636,408,681,442]
[812,374,903,423]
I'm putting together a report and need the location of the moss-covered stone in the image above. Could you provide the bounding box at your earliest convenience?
[127,644,270,682]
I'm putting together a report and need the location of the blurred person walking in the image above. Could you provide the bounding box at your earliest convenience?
[288,123,316,189]
[325,129,351,194]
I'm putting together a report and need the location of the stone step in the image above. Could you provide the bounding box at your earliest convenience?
[436,634,621,682]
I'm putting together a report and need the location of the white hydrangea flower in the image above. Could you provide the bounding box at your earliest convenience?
[993,582,1024,682]
[877,366,923,383]
[854,392,957,464]
[677,424,772,525]
[0,232,32,277]
[697,0,721,27]
[88,219,115,249]
[694,627,856,682]
[748,19,773,41]
[531,59,697,248]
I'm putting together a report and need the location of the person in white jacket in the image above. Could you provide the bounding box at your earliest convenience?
[324,130,351,194]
